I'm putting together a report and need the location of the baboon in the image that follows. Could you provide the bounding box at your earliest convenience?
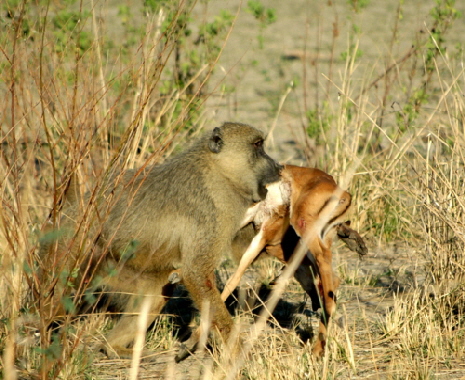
[38,122,281,359]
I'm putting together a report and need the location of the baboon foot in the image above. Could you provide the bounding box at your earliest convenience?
[97,343,158,362]
[173,324,244,364]
[174,338,199,363]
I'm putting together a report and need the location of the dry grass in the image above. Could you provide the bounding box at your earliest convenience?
[1,0,465,379]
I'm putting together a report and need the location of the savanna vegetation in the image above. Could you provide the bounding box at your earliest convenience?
[1,0,465,378]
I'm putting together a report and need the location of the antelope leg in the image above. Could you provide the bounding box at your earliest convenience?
[221,229,266,301]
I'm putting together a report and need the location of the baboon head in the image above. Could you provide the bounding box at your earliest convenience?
[207,122,282,203]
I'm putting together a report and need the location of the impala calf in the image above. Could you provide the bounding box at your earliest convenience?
[222,165,366,356]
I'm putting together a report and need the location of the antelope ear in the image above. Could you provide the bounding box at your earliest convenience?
[208,127,223,153]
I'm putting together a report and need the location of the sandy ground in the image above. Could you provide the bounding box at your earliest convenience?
[198,0,465,164]
[90,240,434,379]
[82,0,465,378]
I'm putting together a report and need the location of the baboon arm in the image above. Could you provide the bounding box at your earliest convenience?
[183,269,233,337]
[221,229,266,301]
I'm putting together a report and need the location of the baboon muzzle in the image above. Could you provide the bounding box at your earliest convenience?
[257,160,282,200]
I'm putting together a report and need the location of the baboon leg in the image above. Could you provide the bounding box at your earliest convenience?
[104,297,167,360]
[175,323,202,363]
[103,271,172,360]
[221,230,266,301]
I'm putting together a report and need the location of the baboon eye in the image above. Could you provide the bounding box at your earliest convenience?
[253,140,263,148]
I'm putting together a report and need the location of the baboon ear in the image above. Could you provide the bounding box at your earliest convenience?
[208,127,223,153]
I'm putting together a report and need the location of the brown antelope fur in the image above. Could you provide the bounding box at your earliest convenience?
[222,165,366,356]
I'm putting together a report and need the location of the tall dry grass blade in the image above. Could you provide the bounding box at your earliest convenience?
[129,297,152,380]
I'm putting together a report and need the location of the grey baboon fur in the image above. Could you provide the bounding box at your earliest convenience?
[38,122,281,360]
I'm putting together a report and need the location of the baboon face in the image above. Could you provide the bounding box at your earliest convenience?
[208,122,282,202]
